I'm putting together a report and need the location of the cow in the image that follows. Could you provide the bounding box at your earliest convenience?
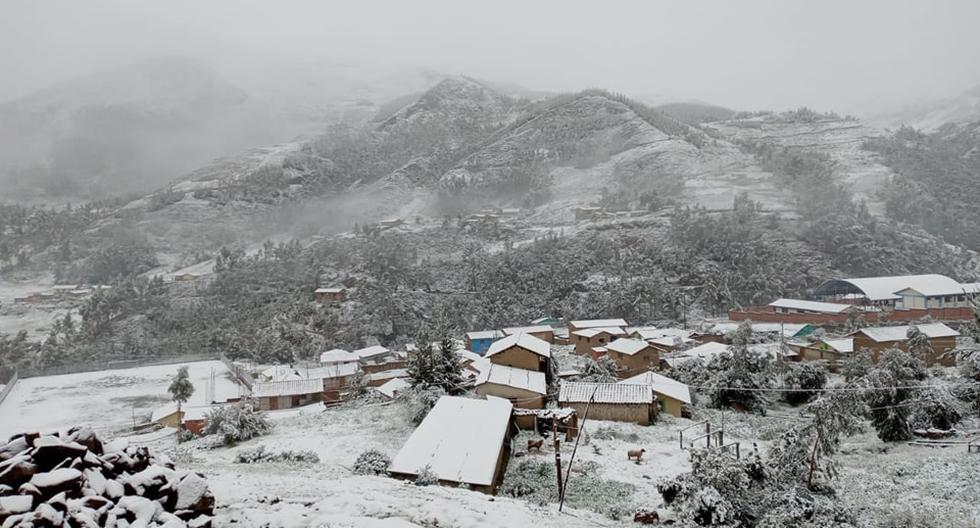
[627,448,646,462]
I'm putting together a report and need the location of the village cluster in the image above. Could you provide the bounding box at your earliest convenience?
[131,273,980,494]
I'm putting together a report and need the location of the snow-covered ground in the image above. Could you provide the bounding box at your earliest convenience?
[0,273,76,341]
[0,360,245,437]
[132,402,618,527]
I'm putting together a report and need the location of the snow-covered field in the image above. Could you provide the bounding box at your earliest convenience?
[0,360,244,437]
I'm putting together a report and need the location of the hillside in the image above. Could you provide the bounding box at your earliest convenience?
[867,84,980,131]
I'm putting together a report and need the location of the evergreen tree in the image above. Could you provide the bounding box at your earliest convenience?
[168,366,195,430]
[406,329,435,388]
[434,335,464,394]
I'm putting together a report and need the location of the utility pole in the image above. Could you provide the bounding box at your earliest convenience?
[560,388,598,512]
[552,418,563,500]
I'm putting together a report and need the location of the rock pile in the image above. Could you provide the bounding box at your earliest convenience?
[0,427,213,528]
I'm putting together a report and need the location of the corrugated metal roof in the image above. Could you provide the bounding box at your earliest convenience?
[252,378,324,398]
[476,363,547,395]
[486,333,551,358]
[559,382,653,404]
[389,396,513,487]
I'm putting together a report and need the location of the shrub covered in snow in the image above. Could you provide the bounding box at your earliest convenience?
[576,356,619,383]
[703,325,775,413]
[841,349,873,382]
[401,385,446,424]
[863,348,927,442]
[203,402,272,445]
[352,449,391,475]
[781,362,828,405]
[234,445,319,464]
[414,464,439,486]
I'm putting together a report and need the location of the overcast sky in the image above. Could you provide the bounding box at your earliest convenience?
[3,0,980,112]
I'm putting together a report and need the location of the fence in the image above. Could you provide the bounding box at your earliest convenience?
[19,353,218,379]
[0,369,18,407]
[220,353,253,391]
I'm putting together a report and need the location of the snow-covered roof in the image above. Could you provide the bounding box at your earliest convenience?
[705,322,807,337]
[354,345,390,360]
[502,325,554,335]
[301,363,360,380]
[960,282,980,294]
[466,330,504,340]
[630,327,692,340]
[530,317,559,325]
[570,318,628,329]
[619,372,692,404]
[389,396,513,487]
[816,274,965,301]
[649,335,694,348]
[485,333,551,359]
[854,322,959,343]
[769,298,854,314]
[681,341,730,360]
[251,378,324,398]
[571,327,627,338]
[456,350,484,363]
[376,378,410,399]
[319,349,357,364]
[604,338,653,356]
[559,382,653,405]
[260,365,304,382]
[476,363,547,395]
[822,338,854,354]
[314,287,346,294]
[367,369,408,382]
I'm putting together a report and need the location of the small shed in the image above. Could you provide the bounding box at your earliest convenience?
[315,287,347,304]
[790,338,854,371]
[465,330,505,354]
[475,363,547,409]
[485,333,552,374]
[389,396,514,494]
[619,371,691,418]
[252,378,325,411]
[558,382,656,426]
[150,405,212,435]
